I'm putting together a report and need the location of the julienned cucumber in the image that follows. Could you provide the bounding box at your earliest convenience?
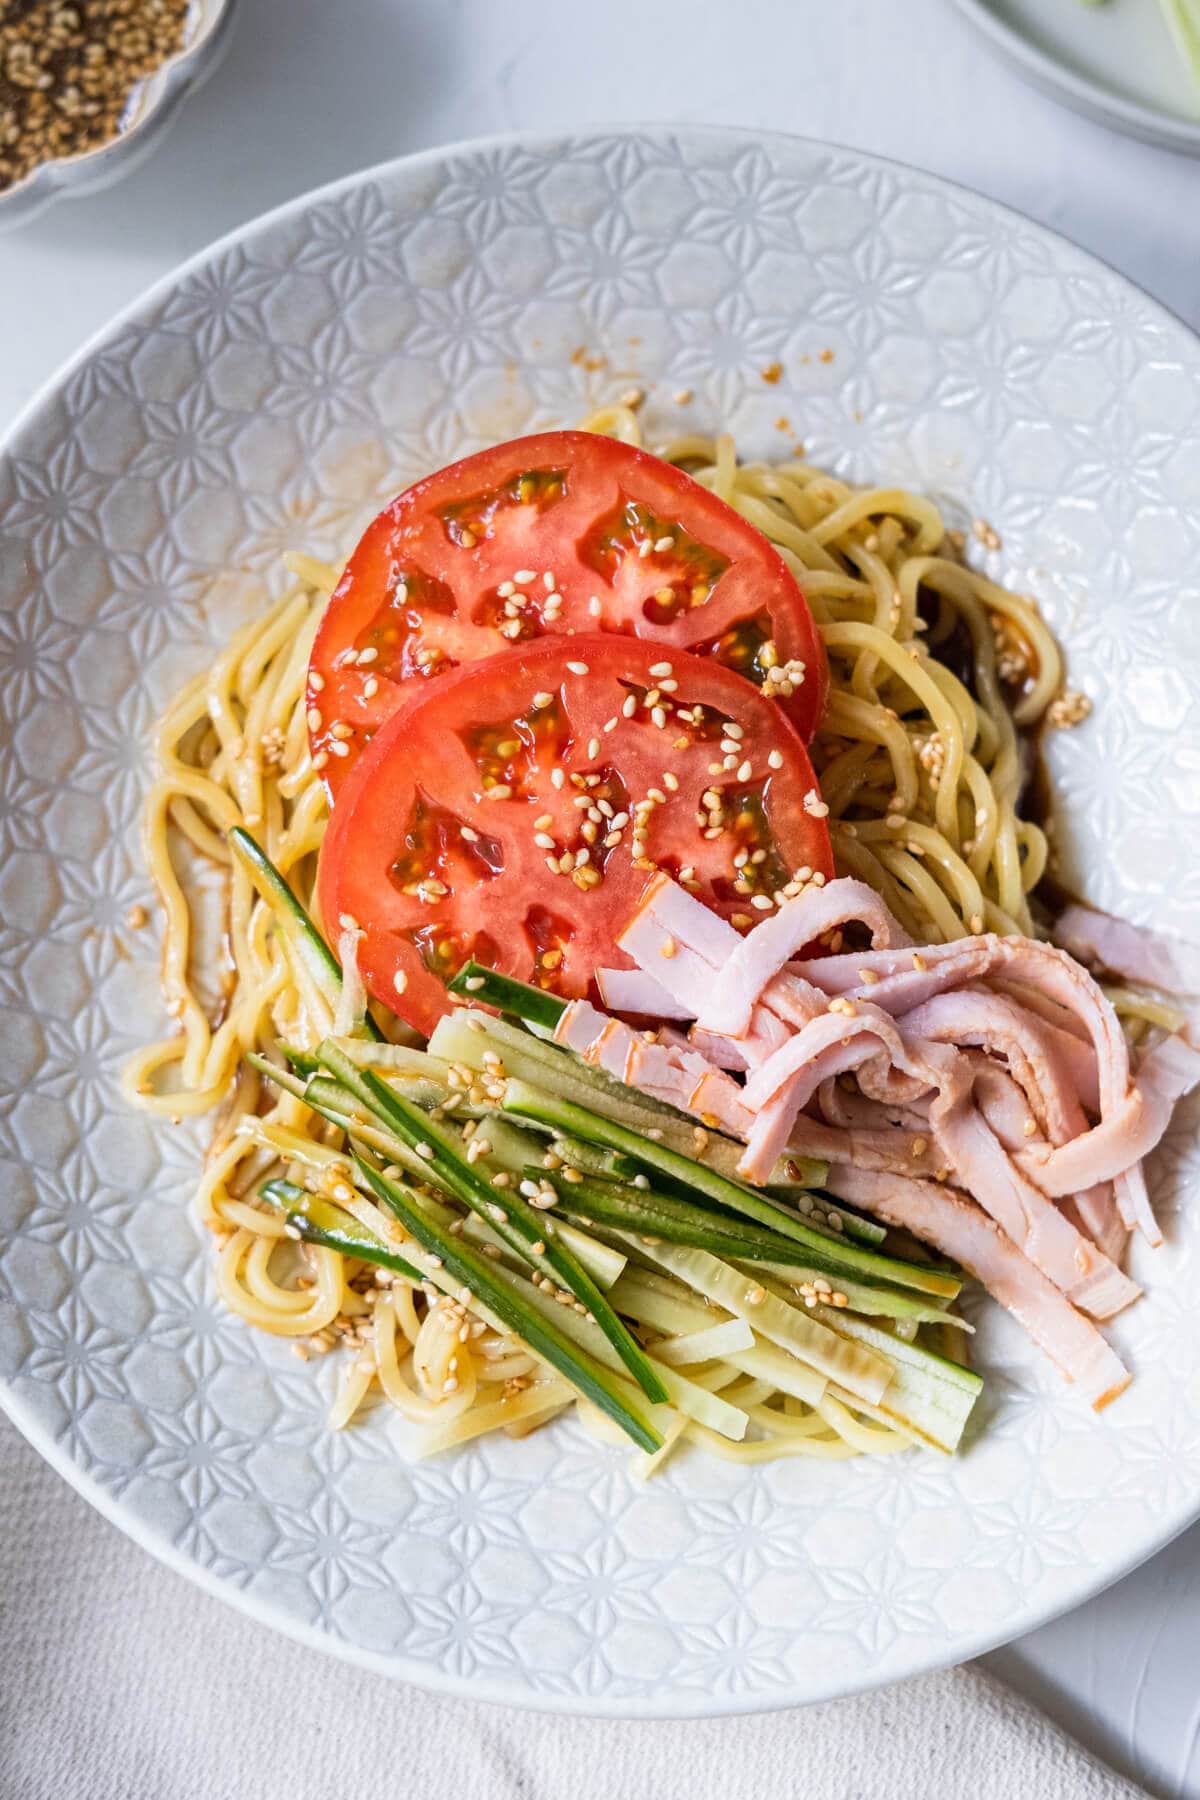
[432,1007,828,1192]
[260,1177,422,1281]
[353,1155,663,1454]
[501,1079,960,1301]
[229,829,383,1043]
[448,961,568,1030]
[316,1045,669,1406]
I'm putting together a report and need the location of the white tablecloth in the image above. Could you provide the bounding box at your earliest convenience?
[2,0,1199,1793]
[0,1414,1147,1800]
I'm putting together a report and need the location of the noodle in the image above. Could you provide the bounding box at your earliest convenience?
[127,411,1092,1468]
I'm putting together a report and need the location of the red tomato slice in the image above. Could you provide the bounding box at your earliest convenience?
[318,635,834,1035]
[307,430,826,792]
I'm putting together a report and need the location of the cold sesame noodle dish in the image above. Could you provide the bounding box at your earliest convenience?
[124,408,1200,1471]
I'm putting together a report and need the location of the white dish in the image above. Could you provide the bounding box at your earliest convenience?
[1,126,1198,1714]
[953,0,1200,155]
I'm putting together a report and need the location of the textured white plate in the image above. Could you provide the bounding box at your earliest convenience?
[953,0,1200,155]
[1,127,1199,1716]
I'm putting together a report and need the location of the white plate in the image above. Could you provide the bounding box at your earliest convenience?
[953,0,1200,155]
[1,127,1199,1716]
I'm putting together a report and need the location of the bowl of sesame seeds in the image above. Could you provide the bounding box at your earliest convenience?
[0,0,237,227]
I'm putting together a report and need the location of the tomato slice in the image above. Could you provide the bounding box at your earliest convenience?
[318,635,834,1034]
[307,431,827,792]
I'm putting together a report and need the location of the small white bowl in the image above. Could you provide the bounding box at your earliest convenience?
[0,0,238,230]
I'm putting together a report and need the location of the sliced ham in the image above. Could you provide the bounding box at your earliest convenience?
[596,966,692,1020]
[1054,904,1200,997]
[930,1089,1140,1319]
[697,877,912,1037]
[823,1168,1131,1411]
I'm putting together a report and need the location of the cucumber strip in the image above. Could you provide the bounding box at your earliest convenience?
[608,1271,828,1407]
[502,1080,958,1299]
[325,1037,459,1084]
[252,1055,626,1292]
[260,1178,422,1282]
[245,1052,310,1102]
[229,828,383,1042]
[511,1273,748,1441]
[548,1134,625,1179]
[319,1046,669,1406]
[279,1043,322,1077]
[815,1305,980,1396]
[749,1264,966,1330]
[431,1009,695,1131]
[815,1308,980,1455]
[353,1155,663,1453]
[448,961,568,1029]
[546,1170,888,1279]
[611,1235,894,1404]
[652,1319,756,1365]
[435,1006,830,1192]
[765,1185,886,1247]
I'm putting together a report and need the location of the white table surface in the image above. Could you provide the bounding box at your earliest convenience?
[1,0,1198,1793]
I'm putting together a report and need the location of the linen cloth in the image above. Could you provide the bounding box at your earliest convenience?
[0,1413,1147,1800]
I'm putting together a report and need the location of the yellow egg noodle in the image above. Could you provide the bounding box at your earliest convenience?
[123,410,1089,1473]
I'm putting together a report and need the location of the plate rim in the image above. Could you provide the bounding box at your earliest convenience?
[2,120,1200,1715]
[951,0,1200,156]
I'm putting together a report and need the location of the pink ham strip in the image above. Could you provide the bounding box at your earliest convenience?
[823,1168,1131,1410]
[738,1000,1138,1317]
[929,1089,1139,1319]
[898,990,1090,1146]
[596,966,692,1020]
[1054,903,1200,996]
[698,878,912,1037]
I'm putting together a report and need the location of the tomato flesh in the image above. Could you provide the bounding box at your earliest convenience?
[318,636,833,1034]
[308,431,827,791]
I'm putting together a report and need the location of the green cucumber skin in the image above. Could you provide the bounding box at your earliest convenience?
[316,1046,669,1406]
[261,1178,423,1281]
[354,1155,662,1453]
[501,1080,958,1299]
[229,828,383,1042]
[448,961,567,1029]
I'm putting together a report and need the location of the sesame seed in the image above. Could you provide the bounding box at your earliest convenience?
[751,894,772,911]
[736,759,752,781]
[482,783,512,800]
[767,749,783,770]
[331,721,354,740]
[309,671,325,691]
[358,646,379,665]
[534,832,556,849]
[603,716,618,732]
[329,741,350,758]
[622,694,638,718]
[588,736,601,758]
[588,595,602,617]
[637,539,653,560]
[566,661,589,675]
[532,690,554,708]
[307,707,322,730]
[514,569,536,583]
[551,768,565,789]
[543,572,556,590]
[362,677,379,699]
